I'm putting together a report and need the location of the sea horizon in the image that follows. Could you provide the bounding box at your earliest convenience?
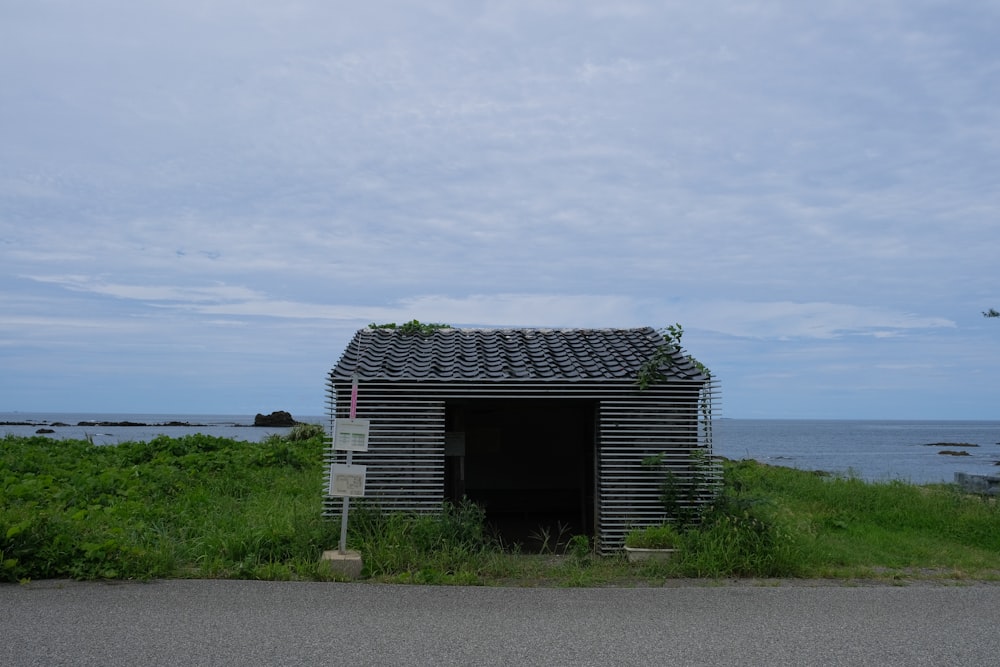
[0,411,327,446]
[3,412,998,485]
[0,410,326,421]
[5,410,999,422]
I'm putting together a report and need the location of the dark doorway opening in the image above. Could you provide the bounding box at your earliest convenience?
[445,399,596,551]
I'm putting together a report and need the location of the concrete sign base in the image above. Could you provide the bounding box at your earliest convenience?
[320,550,364,579]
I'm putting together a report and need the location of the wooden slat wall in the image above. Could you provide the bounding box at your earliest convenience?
[595,384,721,553]
[323,377,720,552]
[323,385,445,515]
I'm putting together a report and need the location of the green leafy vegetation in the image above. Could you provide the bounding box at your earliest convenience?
[368,320,451,335]
[625,524,681,549]
[1,430,337,582]
[347,500,498,585]
[641,448,720,524]
[3,433,999,584]
[637,323,712,389]
[714,459,1000,579]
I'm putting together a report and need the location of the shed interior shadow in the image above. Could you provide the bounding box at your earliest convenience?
[445,399,595,552]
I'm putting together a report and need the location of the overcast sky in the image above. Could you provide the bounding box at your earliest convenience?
[2,1,998,419]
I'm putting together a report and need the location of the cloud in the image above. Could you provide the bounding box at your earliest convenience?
[575,58,645,84]
[391,294,643,328]
[2,1,998,417]
[18,271,958,345]
[678,301,956,340]
[22,275,262,304]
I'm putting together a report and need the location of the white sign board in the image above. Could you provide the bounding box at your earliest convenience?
[329,463,367,497]
[333,418,370,452]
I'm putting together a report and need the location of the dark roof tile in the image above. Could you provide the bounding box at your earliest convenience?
[331,327,707,384]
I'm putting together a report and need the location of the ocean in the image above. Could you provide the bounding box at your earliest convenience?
[0,412,327,446]
[713,419,1000,484]
[2,413,998,485]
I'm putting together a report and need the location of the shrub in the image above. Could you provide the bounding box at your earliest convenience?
[680,505,801,577]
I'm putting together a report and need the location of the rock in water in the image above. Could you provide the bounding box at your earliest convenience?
[254,410,297,427]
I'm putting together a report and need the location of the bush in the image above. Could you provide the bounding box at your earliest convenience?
[654,459,805,578]
[679,503,802,577]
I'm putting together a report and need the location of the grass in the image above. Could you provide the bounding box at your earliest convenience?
[721,459,1000,580]
[624,524,681,549]
[3,431,999,585]
[1,426,340,582]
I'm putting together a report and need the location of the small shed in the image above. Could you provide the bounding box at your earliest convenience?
[324,326,720,552]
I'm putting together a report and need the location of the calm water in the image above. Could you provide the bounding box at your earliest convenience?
[3,413,999,485]
[714,419,1000,484]
[0,412,326,446]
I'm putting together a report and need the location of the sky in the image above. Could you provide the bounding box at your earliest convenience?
[2,1,998,420]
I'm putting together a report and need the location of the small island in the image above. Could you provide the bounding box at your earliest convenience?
[253,410,298,427]
[3,413,302,429]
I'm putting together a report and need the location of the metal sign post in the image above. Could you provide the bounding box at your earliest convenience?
[338,456,351,555]
[331,375,368,554]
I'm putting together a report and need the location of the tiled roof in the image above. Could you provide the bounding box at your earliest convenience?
[331,327,706,382]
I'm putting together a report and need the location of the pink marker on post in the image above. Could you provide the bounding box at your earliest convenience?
[350,376,359,419]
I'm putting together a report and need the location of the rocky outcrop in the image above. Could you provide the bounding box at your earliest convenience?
[254,410,297,427]
[955,472,1000,495]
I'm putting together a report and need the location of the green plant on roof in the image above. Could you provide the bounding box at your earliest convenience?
[368,320,451,335]
[636,323,711,389]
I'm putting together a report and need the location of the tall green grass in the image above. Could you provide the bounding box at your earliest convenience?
[347,500,504,584]
[721,459,1000,578]
[3,433,999,584]
[1,427,339,582]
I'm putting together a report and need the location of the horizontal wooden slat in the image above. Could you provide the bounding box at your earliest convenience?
[323,376,721,552]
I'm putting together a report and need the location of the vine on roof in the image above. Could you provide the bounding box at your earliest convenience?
[636,323,712,389]
[368,320,451,336]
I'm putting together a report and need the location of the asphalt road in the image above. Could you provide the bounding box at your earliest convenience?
[2,579,999,666]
